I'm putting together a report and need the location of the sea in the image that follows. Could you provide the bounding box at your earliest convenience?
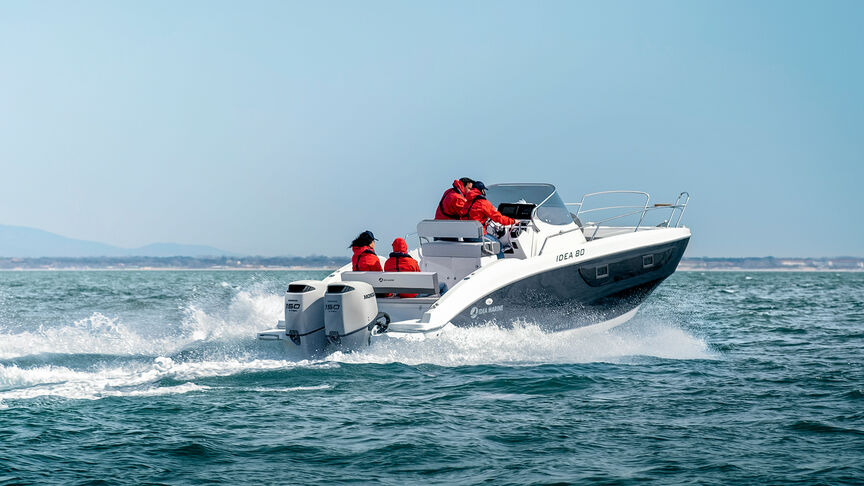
[0,270,862,485]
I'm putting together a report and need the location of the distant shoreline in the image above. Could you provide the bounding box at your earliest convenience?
[1,267,861,273]
[1,256,861,272]
[0,266,336,272]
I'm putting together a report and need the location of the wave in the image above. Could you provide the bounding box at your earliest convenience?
[0,284,711,406]
[327,319,713,367]
[0,356,335,403]
[249,384,332,392]
[0,290,283,360]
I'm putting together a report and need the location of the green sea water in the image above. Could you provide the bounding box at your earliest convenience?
[0,270,862,484]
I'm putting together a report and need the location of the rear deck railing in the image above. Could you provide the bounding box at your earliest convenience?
[567,191,690,241]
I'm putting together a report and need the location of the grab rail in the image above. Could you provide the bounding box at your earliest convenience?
[404,231,422,258]
[570,191,689,241]
[537,226,584,256]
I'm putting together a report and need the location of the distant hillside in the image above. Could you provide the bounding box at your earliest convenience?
[0,224,236,258]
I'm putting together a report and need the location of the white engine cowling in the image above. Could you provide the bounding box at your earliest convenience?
[283,280,327,356]
[324,281,389,350]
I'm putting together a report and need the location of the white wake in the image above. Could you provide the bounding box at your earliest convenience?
[0,285,712,407]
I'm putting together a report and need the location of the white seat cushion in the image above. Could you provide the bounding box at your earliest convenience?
[417,220,483,240]
[421,242,484,258]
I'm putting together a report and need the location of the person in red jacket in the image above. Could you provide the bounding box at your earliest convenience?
[384,237,421,298]
[434,177,474,220]
[463,181,515,232]
[350,230,383,271]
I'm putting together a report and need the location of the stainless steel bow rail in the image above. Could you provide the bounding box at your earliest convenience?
[567,191,690,241]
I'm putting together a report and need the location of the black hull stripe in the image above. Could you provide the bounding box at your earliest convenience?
[451,237,690,331]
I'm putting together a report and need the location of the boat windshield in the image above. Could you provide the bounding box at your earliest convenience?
[485,183,573,225]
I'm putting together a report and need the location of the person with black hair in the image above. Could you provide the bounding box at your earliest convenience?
[350,230,383,271]
[463,181,513,259]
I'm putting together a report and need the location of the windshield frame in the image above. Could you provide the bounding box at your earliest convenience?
[486,183,574,226]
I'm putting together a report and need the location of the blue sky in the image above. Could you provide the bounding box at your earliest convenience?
[1,0,862,257]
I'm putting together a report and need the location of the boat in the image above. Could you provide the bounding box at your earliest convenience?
[257,183,690,356]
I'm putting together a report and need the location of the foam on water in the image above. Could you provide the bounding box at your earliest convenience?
[0,356,335,403]
[0,289,283,359]
[328,318,713,367]
[0,312,154,359]
[0,283,711,406]
[181,290,283,343]
[0,359,206,402]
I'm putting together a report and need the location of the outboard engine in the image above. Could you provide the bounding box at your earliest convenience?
[283,280,327,356]
[324,281,389,351]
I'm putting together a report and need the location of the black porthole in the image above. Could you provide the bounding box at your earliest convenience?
[596,265,609,278]
[643,255,654,268]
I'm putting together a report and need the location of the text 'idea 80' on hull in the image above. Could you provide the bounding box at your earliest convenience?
[257,184,691,357]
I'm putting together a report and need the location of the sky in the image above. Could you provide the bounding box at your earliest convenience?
[1,0,862,257]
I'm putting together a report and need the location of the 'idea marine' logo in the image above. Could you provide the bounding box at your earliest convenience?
[469,303,504,319]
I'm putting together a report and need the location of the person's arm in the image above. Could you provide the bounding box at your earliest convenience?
[484,201,515,226]
[494,213,516,226]
[451,196,466,219]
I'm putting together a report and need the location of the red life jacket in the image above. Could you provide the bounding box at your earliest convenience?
[435,180,468,220]
[352,245,383,271]
[385,252,420,271]
[384,238,420,297]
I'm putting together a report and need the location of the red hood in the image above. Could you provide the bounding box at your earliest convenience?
[352,245,374,256]
[391,238,408,253]
[452,179,466,195]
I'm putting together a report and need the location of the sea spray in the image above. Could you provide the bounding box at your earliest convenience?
[0,286,283,360]
[0,356,336,401]
[0,276,711,403]
[326,318,713,367]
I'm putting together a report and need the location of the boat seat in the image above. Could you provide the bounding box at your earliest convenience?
[417,220,483,241]
[341,271,439,294]
[421,240,499,257]
[416,219,499,257]
[421,242,482,258]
